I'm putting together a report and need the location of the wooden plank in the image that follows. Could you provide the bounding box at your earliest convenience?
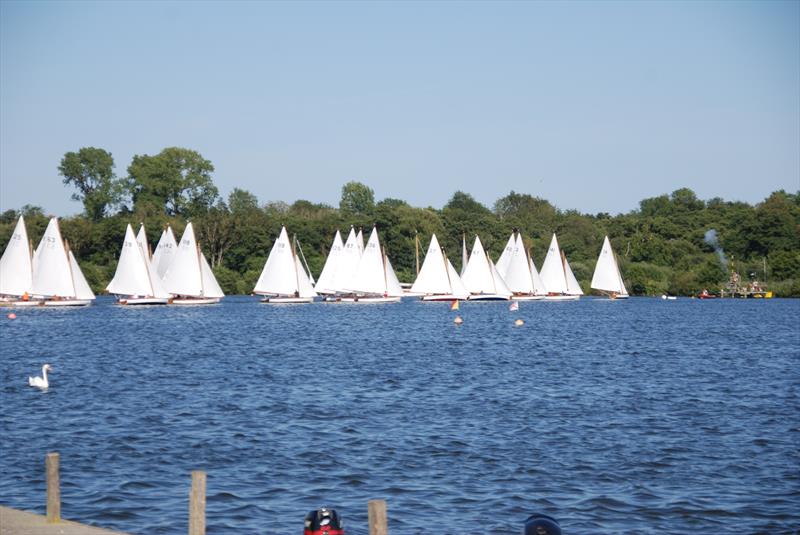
[367,499,387,535]
[45,453,59,523]
[188,471,206,535]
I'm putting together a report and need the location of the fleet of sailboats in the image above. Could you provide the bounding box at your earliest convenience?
[1,216,631,307]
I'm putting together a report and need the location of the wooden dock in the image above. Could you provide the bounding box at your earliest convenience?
[0,506,130,535]
[2,452,390,535]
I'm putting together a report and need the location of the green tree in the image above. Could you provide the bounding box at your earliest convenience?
[59,147,122,221]
[339,181,375,215]
[127,147,218,217]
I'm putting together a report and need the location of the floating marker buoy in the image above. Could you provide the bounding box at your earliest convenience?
[514,319,524,326]
[7,313,16,320]
[453,316,463,325]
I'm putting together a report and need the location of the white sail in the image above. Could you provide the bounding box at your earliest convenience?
[152,226,177,279]
[136,224,150,263]
[294,253,318,298]
[254,226,310,297]
[446,259,470,299]
[503,234,535,294]
[495,233,517,278]
[163,223,203,296]
[0,215,33,296]
[331,227,362,293]
[564,255,584,295]
[314,230,344,295]
[356,228,365,255]
[107,224,157,297]
[529,256,548,295]
[411,234,451,294]
[460,235,468,276]
[383,253,404,297]
[30,218,74,298]
[461,236,512,296]
[199,250,225,298]
[539,234,568,294]
[68,250,95,300]
[591,236,628,296]
[347,227,386,295]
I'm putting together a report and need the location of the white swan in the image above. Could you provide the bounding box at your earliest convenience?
[29,364,53,389]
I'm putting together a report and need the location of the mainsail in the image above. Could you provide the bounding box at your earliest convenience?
[162,222,224,298]
[30,218,75,298]
[346,227,403,297]
[253,226,316,298]
[315,230,344,295]
[461,236,512,297]
[539,234,569,294]
[591,236,628,296]
[152,226,177,279]
[411,233,469,299]
[0,215,33,297]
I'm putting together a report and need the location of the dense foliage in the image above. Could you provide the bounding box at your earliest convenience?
[2,147,799,296]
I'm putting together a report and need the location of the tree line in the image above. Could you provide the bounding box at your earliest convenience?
[2,146,799,296]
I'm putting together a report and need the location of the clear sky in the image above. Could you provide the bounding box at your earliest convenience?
[1,0,798,216]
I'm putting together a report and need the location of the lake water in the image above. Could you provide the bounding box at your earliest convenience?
[1,297,798,534]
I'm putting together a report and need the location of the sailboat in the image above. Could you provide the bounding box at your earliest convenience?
[152,225,178,280]
[461,236,512,301]
[0,215,40,306]
[497,231,547,301]
[341,226,403,303]
[590,236,629,299]
[538,233,582,301]
[314,230,344,298]
[253,226,317,303]
[30,217,95,306]
[106,224,171,305]
[316,227,363,301]
[410,233,470,301]
[162,222,224,305]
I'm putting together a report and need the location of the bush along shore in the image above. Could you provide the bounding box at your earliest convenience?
[1,146,798,297]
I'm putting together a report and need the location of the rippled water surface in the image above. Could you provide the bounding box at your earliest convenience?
[1,297,799,534]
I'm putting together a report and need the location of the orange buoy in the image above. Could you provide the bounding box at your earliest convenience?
[8,313,17,320]
[514,319,524,326]
[453,315,463,325]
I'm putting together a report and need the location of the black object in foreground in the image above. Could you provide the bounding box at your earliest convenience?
[304,507,343,535]
[524,513,562,535]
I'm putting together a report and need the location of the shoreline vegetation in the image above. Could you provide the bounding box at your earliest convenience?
[1,146,798,297]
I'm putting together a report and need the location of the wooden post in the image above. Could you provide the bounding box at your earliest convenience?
[188,471,206,535]
[368,499,387,535]
[46,452,60,523]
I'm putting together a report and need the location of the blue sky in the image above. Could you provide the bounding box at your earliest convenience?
[1,0,798,216]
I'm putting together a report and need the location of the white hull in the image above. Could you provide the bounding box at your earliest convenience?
[118,297,171,305]
[544,294,580,301]
[0,299,44,307]
[511,294,546,301]
[43,299,93,307]
[338,296,402,303]
[171,297,221,305]
[420,294,466,302]
[467,293,510,301]
[260,296,315,304]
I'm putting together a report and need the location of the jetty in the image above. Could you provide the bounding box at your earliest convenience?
[1,452,390,535]
[0,506,130,535]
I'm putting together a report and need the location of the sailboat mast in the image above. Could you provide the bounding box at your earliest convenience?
[295,236,315,285]
[442,247,454,293]
[63,237,77,298]
[196,242,205,297]
[415,231,420,277]
[292,234,302,293]
[486,251,498,294]
[382,247,389,294]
